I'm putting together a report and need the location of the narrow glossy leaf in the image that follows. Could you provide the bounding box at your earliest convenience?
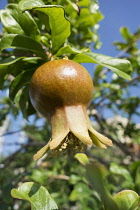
[94,65,103,78]
[0,4,40,40]
[18,0,45,10]
[0,57,25,89]
[120,27,131,41]
[19,1,71,53]
[114,190,140,210]
[26,98,36,117]
[22,57,41,64]
[0,67,8,89]
[9,69,35,101]
[56,45,89,56]
[0,34,47,60]
[0,57,25,68]
[73,52,133,80]
[19,85,30,120]
[1,9,25,35]
[86,163,119,210]
[11,182,58,210]
[75,153,90,166]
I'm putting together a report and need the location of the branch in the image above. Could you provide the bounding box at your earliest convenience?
[1,142,45,167]
[90,113,139,161]
[90,75,140,109]
[0,129,22,137]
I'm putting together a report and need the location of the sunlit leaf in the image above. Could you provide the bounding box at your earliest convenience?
[0,57,25,89]
[19,1,71,53]
[9,69,35,101]
[75,6,103,28]
[114,190,140,210]
[75,153,90,166]
[19,85,30,120]
[120,27,131,42]
[18,0,45,10]
[56,45,89,56]
[0,34,47,60]
[73,52,133,80]
[0,57,25,67]
[78,0,90,7]
[0,4,40,40]
[11,182,58,210]
[35,6,71,54]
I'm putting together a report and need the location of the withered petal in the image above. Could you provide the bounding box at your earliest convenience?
[65,105,92,146]
[89,131,107,149]
[33,142,50,160]
[83,108,112,148]
[89,126,112,147]
[50,107,69,149]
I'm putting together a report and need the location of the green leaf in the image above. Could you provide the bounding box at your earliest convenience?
[120,27,131,42]
[73,52,133,80]
[9,69,35,101]
[78,0,90,7]
[56,45,89,56]
[94,64,103,78]
[86,163,119,210]
[0,66,8,89]
[110,163,134,187]
[0,34,47,60]
[135,164,140,194]
[19,1,71,53]
[114,190,140,210]
[75,153,90,166]
[11,182,58,210]
[19,85,30,120]
[0,4,40,40]
[0,57,25,89]
[30,169,47,185]
[1,9,24,35]
[18,0,45,9]
[0,57,25,67]
[75,5,103,28]
[66,1,80,14]
[69,182,92,201]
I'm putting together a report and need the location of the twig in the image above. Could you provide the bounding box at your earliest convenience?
[0,142,45,166]
[90,113,139,161]
[90,75,140,109]
[0,129,22,137]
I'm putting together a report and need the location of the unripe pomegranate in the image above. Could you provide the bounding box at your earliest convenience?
[29,59,112,160]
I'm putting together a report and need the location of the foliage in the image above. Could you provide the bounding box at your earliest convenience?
[0,0,140,209]
[11,182,58,210]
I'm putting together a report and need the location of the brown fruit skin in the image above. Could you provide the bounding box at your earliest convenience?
[29,59,94,117]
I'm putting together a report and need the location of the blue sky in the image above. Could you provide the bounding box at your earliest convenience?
[97,0,140,56]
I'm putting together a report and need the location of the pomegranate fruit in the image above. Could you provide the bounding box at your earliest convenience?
[29,59,112,160]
